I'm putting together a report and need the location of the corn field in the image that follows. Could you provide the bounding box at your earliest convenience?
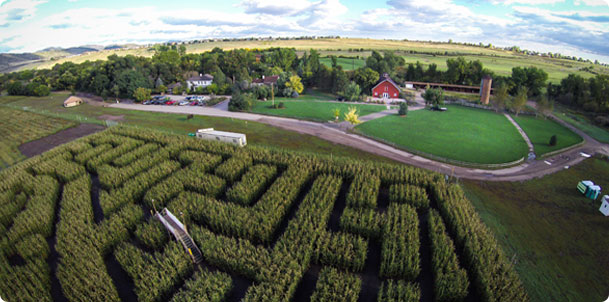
[0,126,528,302]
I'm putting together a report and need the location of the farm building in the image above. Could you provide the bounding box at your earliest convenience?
[252,75,279,86]
[167,82,182,94]
[187,74,213,91]
[63,96,83,108]
[195,128,247,147]
[372,73,401,99]
[405,77,494,104]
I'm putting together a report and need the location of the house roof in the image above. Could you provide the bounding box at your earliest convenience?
[372,73,400,91]
[187,74,214,82]
[63,96,82,105]
[167,82,182,89]
[252,75,279,85]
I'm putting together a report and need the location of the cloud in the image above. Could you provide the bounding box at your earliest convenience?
[490,0,565,5]
[574,0,609,6]
[0,0,47,26]
[239,0,313,15]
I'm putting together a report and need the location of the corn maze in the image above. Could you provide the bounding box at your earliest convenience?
[0,127,528,302]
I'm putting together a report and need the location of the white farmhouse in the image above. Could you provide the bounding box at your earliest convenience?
[187,74,214,91]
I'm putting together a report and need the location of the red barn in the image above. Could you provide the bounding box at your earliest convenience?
[372,73,401,99]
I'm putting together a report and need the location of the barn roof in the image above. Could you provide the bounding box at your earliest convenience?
[372,73,400,91]
[252,75,279,85]
[63,96,82,105]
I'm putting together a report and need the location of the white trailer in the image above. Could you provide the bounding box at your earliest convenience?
[196,128,247,147]
[600,195,609,216]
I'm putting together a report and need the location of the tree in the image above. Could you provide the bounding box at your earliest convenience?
[228,91,254,111]
[422,87,444,109]
[340,82,361,102]
[491,84,509,113]
[536,94,554,118]
[344,106,361,125]
[549,135,557,146]
[353,67,379,93]
[158,84,167,94]
[398,102,408,116]
[512,87,528,116]
[331,67,349,94]
[133,87,151,102]
[285,75,304,94]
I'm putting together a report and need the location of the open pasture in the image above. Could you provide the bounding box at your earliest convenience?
[0,126,527,302]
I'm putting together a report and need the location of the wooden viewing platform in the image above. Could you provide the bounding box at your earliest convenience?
[155,208,203,264]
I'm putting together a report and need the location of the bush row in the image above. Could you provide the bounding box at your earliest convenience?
[97,146,178,189]
[190,225,271,280]
[115,241,193,302]
[86,137,143,172]
[6,176,59,244]
[380,203,420,280]
[15,233,49,260]
[428,209,469,302]
[74,143,112,165]
[389,184,430,209]
[134,219,168,251]
[214,154,252,182]
[310,267,361,302]
[346,173,380,208]
[170,165,311,244]
[226,164,277,205]
[432,183,528,302]
[314,231,368,272]
[112,143,160,167]
[177,150,224,167]
[170,268,233,302]
[243,174,343,301]
[0,255,52,302]
[100,160,181,216]
[339,207,384,239]
[55,174,121,302]
[143,163,225,209]
[377,280,420,302]
[0,191,27,228]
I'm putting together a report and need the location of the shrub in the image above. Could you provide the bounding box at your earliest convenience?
[377,280,420,302]
[549,135,557,146]
[398,102,408,116]
[310,267,361,302]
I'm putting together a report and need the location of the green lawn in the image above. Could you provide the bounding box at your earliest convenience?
[462,156,609,302]
[512,115,583,156]
[554,110,609,144]
[250,99,388,122]
[320,56,366,71]
[0,93,399,164]
[355,105,529,164]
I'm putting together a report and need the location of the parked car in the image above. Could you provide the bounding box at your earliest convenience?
[165,100,177,105]
[143,100,153,105]
[178,100,190,106]
[189,101,199,106]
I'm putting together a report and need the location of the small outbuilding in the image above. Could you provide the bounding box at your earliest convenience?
[600,195,609,216]
[63,96,83,108]
[195,128,247,147]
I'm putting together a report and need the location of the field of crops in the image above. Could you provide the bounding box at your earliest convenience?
[0,126,527,302]
[0,107,76,169]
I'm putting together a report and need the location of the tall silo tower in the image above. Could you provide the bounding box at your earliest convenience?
[480,75,493,105]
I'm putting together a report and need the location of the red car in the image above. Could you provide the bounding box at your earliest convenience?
[165,100,177,105]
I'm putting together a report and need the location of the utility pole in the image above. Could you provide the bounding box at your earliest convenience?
[271,83,275,106]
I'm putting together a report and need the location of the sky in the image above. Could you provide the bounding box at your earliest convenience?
[1,0,609,62]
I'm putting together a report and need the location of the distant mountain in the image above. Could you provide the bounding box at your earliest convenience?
[0,53,44,74]
[62,47,99,55]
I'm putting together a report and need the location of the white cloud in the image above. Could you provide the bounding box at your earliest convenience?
[0,0,47,26]
[491,0,565,5]
[574,0,609,6]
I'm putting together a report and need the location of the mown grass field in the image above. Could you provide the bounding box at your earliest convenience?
[0,107,75,169]
[0,93,398,164]
[22,38,607,84]
[319,56,366,70]
[462,156,609,302]
[512,115,583,156]
[250,98,389,122]
[356,105,529,164]
[553,107,609,144]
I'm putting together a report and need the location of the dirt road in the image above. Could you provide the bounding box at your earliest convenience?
[19,123,105,158]
[109,103,608,181]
